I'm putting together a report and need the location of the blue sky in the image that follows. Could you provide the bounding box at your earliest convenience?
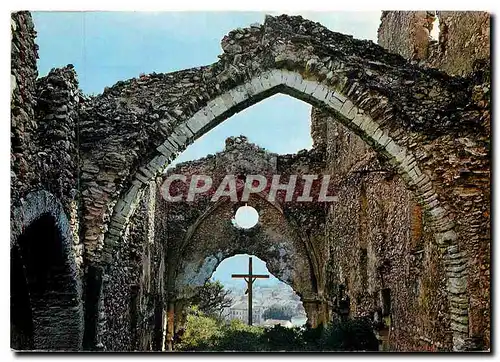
[32,11,380,286]
[211,254,279,287]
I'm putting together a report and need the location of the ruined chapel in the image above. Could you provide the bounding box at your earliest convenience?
[10,11,490,351]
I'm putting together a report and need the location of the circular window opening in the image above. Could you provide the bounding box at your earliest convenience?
[232,205,259,229]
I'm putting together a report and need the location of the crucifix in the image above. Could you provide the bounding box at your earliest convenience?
[231,257,269,325]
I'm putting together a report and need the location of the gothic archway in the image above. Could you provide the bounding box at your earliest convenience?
[98,68,466,347]
[165,193,327,337]
[172,193,319,300]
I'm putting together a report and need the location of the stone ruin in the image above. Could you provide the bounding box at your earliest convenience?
[10,11,490,351]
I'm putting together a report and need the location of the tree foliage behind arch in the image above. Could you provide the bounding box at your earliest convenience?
[262,304,294,322]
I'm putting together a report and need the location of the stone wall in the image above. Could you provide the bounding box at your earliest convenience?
[320,115,452,350]
[79,13,482,274]
[35,65,83,271]
[136,136,333,340]
[10,191,84,350]
[378,10,490,349]
[158,137,326,300]
[11,11,39,208]
[99,182,164,351]
[306,10,491,350]
[11,12,82,270]
[378,11,490,76]
[34,66,81,212]
[10,11,85,351]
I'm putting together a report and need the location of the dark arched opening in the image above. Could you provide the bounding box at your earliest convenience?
[11,212,82,351]
[11,244,34,350]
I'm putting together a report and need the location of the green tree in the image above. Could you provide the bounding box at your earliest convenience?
[300,322,324,351]
[177,307,379,352]
[192,281,232,319]
[175,306,223,351]
[216,319,265,351]
[262,304,294,321]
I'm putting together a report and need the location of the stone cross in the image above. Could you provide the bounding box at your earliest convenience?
[231,257,269,325]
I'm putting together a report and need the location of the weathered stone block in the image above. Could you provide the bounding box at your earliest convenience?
[332,91,347,103]
[303,79,319,95]
[104,235,119,247]
[311,84,330,101]
[168,134,183,148]
[448,276,467,294]
[451,322,469,334]
[450,306,468,316]
[178,123,194,138]
[430,206,447,219]
[156,143,173,158]
[108,226,121,237]
[172,130,188,145]
[259,71,275,89]
[282,71,301,89]
[151,154,168,170]
[185,113,204,134]
[446,250,468,260]
[207,98,228,118]
[219,92,236,109]
[228,85,250,104]
[363,117,380,136]
[135,173,149,184]
[125,186,140,203]
[385,140,402,158]
[327,94,344,110]
[268,69,285,86]
[249,76,267,94]
[339,100,356,120]
[446,263,467,274]
[139,166,154,179]
[113,199,125,214]
[243,78,259,97]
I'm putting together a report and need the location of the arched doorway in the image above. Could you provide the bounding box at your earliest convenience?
[11,191,83,351]
[171,253,309,351]
[212,254,307,328]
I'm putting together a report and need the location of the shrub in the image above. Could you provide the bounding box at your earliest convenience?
[175,307,223,351]
[319,317,379,351]
[177,309,379,352]
[216,320,265,351]
[260,325,302,351]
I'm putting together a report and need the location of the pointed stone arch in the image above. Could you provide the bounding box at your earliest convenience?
[170,191,323,325]
[108,69,457,250]
[78,15,479,350]
[173,192,322,299]
[98,68,467,350]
